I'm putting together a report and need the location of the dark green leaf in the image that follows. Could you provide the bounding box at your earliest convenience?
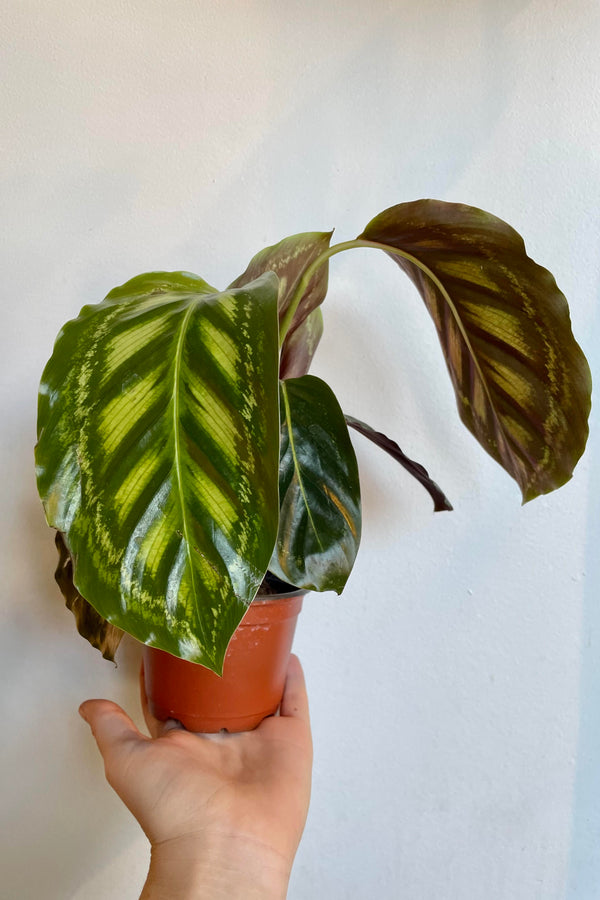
[345,415,452,512]
[270,376,361,592]
[359,200,592,501]
[229,231,332,376]
[36,271,281,672]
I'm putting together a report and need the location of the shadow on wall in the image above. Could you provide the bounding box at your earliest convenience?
[565,273,600,897]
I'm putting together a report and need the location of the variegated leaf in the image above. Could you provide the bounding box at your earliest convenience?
[270,376,361,593]
[229,231,332,376]
[359,200,592,501]
[36,271,280,672]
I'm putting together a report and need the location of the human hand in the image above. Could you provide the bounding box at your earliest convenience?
[79,654,312,900]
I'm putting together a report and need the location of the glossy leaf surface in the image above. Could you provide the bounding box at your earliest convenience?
[36,271,280,672]
[229,231,332,376]
[270,376,361,592]
[345,415,452,512]
[360,200,592,501]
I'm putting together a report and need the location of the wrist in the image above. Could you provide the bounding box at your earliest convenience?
[140,832,292,900]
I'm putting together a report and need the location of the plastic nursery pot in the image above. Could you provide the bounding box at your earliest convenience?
[142,583,305,733]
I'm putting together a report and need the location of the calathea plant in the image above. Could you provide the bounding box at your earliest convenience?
[35,200,591,675]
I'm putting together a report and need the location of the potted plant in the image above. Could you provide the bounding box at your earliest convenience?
[35,199,592,731]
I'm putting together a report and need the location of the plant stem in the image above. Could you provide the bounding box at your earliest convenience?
[278,238,451,348]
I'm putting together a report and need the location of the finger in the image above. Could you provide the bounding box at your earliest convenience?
[139,661,184,739]
[79,699,147,763]
[279,654,310,724]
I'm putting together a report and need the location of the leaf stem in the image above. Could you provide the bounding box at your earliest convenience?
[278,235,497,478]
[279,238,454,347]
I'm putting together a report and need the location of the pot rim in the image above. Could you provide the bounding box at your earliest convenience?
[254,587,307,602]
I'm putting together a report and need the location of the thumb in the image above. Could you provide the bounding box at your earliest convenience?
[79,699,146,766]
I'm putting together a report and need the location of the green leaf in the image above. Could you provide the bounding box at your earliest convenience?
[345,415,452,512]
[270,376,361,593]
[36,271,281,672]
[229,231,332,375]
[359,200,592,501]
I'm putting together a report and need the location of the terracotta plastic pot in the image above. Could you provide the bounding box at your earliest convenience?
[142,586,305,733]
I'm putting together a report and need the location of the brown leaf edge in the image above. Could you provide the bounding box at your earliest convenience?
[54,531,124,663]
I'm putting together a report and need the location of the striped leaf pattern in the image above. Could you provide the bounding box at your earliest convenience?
[36,271,280,672]
[360,200,592,501]
[229,231,332,377]
[270,376,361,592]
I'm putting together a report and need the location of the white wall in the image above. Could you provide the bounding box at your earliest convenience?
[2,1,599,897]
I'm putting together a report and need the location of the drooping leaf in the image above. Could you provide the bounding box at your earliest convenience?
[55,531,124,662]
[345,415,452,512]
[279,308,324,379]
[359,200,592,501]
[36,271,281,673]
[270,376,361,592]
[229,231,332,376]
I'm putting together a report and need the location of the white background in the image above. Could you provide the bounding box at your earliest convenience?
[2,1,599,898]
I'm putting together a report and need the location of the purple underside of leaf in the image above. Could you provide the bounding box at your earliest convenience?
[345,415,452,512]
[228,231,333,379]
